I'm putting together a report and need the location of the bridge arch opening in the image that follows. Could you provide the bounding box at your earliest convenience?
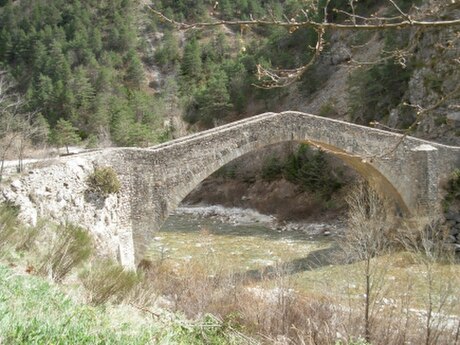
[168,140,409,225]
[149,140,405,281]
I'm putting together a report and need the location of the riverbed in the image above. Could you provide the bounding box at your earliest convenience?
[147,205,344,286]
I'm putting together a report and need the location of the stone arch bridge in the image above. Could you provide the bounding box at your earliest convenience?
[2,112,459,268]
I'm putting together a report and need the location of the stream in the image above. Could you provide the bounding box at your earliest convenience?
[148,205,344,282]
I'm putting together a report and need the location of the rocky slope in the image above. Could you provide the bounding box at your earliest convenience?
[0,155,133,267]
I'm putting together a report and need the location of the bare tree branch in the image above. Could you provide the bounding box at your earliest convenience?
[148,2,459,88]
[387,0,413,23]
[148,6,460,31]
[254,27,325,88]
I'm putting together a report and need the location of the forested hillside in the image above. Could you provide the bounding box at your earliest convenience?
[1,0,459,155]
[0,0,169,149]
[149,0,459,144]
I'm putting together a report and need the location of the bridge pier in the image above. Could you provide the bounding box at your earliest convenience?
[410,144,442,214]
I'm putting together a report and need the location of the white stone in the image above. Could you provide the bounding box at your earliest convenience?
[10,180,22,191]
[411,144,438,152]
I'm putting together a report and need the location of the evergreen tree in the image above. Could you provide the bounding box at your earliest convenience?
[196,68,232,125]
[51,118,81,154]
[155,31,180,69]
[180,37,202,81]
[220,0,233,20]
[125,49,144,88]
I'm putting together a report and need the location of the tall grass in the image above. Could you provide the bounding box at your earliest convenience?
[0,203,19,248]
[0,264,250,344]
[80,259,140,306]
[38,223,93,282]
[132,253,459,345]
[0,264,156,344]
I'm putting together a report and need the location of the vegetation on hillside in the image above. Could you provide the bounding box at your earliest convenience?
[260,143,344,199]
[1,0,458,152]
[0,0,169,149]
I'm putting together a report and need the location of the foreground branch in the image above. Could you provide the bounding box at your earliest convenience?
[148,6,460,31]
[148,4,459,87]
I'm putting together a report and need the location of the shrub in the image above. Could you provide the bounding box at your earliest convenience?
[284,144,344,199]
[0,265,160,344]
[14,220,43,252]
[261,156,283,181]
[87,166,121,196]
[39,223,92,282]
[0,203,19,248]
[319,101,339,117]
[80,259,140,306]
[443,169,460,210]
[215,164,237,179]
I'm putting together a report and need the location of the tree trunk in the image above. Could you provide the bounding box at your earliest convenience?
[364,257,371,343]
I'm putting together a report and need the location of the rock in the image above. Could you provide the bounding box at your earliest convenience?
[56,191,64,202]
[445,211,456,220]
[446,220,457,227]
[446,112,460,128]
[447,235,457,243]
[19,207,37,227]
[10,180,22,191]
[330,43,351,65]
[450,227,459,236]
[0,152,133,268]
[387,109,400,129]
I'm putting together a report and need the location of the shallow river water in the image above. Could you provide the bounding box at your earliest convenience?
[148,205,340,279]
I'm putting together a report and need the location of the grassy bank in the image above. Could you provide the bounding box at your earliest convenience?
[1,188,459,344]
[0,263,253,344]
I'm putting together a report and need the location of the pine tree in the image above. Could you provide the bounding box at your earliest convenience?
[197,68,232,125]
[51,118,81,154]
[125,49,144,88]
[180,37,202,81]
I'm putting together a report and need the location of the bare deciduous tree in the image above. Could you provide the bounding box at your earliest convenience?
[0,72,23,182]
[0,71,49,182]
[338,183,396,343]
[397,216,458,345]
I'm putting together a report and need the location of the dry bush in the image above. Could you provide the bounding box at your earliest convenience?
[80,259,140,306]
[134,259,345,344]
[395,216,459,345]
[236,286,342,344]
[13,219,44,252]
[38,223,92,282]
[86,166,121,196]
[134,252,459,345]
[0,204,46,254]
[336,183,397,343]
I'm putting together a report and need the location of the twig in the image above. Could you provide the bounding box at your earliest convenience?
[148,6,460,31]
[129,302,160,318]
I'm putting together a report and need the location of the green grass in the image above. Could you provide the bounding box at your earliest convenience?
[0,265,156,344]
[0,265,252,344]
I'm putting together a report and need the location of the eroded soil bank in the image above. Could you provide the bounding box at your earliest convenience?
[184,177,348,222]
